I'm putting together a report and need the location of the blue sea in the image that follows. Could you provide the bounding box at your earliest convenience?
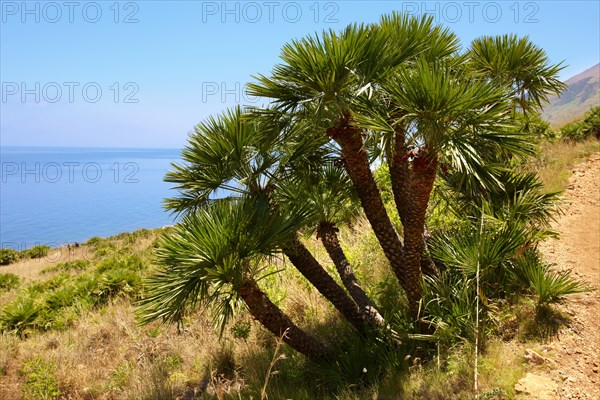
[0,147,182,249]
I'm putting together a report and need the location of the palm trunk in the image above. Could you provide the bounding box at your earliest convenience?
[238,279,330,360]
[401,152,438,319]
[326,118,406,292]
[390,131,410,228]
[282,236,367,334]
[389,128,439,320]
[420,226,439,277]
[317,222,386,326]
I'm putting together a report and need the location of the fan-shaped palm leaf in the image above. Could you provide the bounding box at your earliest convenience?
[139,195,313,329]
[468,34,566,113]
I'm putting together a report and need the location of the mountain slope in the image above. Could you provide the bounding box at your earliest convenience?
[543,63,600,127]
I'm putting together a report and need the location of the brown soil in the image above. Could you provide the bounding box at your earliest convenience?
[538,153,600,399]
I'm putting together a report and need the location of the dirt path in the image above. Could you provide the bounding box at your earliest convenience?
[536,153,600,399]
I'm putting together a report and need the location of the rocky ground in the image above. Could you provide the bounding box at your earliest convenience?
[518,153,600,399]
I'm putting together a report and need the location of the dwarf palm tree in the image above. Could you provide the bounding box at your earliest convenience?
[138,196,331,360]
[248,16,437,319]
[150,106,377,339]
[248,13,564,320]
[143,14,566,363]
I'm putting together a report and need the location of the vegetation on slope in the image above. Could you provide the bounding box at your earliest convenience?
[0,135,597,398]
[0,246,51,266]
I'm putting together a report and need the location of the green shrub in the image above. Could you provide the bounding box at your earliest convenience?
[92,242,134,259]
[128,228,153,243]
[44,306,79,331]
[85,236,103,246]
[31,303,78,333]
[429,222,527,299]
[1,274,97,335]
[24,245,51,259]
[41,260,91,274]
[308,333,411,395]
[422,273,481,344]
[92,269,141,304]
[107,361,134,391]
[559,106,600,141]
[231,320,251,340]
[0,248,22,265]
[0,273,20,292]
[2,276,68,332]
[44,284,81,310]
[26,274,71,295]
[19,356,61,400]
[95,255,144,274]
[0,254,147,335]
[0,296,42,335]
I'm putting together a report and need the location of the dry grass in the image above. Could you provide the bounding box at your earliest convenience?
[373,340,525,400]
[0,297,230,399]
[0,227,357,400]
[529,138,600,193]
[1,246,86,282]
[0,208,490,400]
[2,235,159,283]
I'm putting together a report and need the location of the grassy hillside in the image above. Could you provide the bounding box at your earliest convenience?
[0,224,533,400]
[1,135,598,399]
[543,63,600,127]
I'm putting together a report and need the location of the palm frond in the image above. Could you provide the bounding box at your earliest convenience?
[468,34,566,113]
[430,220,527,279]
[138,196,313,331]
[510,253,590,306]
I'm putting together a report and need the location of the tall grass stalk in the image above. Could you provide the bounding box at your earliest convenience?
[474,209,484,397]
[261,329,288,400]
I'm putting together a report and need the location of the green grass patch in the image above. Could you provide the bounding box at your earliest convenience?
[41,260,92,274]
[0,273,20,292]
[24,245,51,259]
[19,356,61,400]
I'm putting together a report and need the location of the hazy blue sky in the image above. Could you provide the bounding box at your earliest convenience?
[1,1,599,148]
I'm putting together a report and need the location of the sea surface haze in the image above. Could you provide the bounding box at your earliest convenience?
[1,146,181,249]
